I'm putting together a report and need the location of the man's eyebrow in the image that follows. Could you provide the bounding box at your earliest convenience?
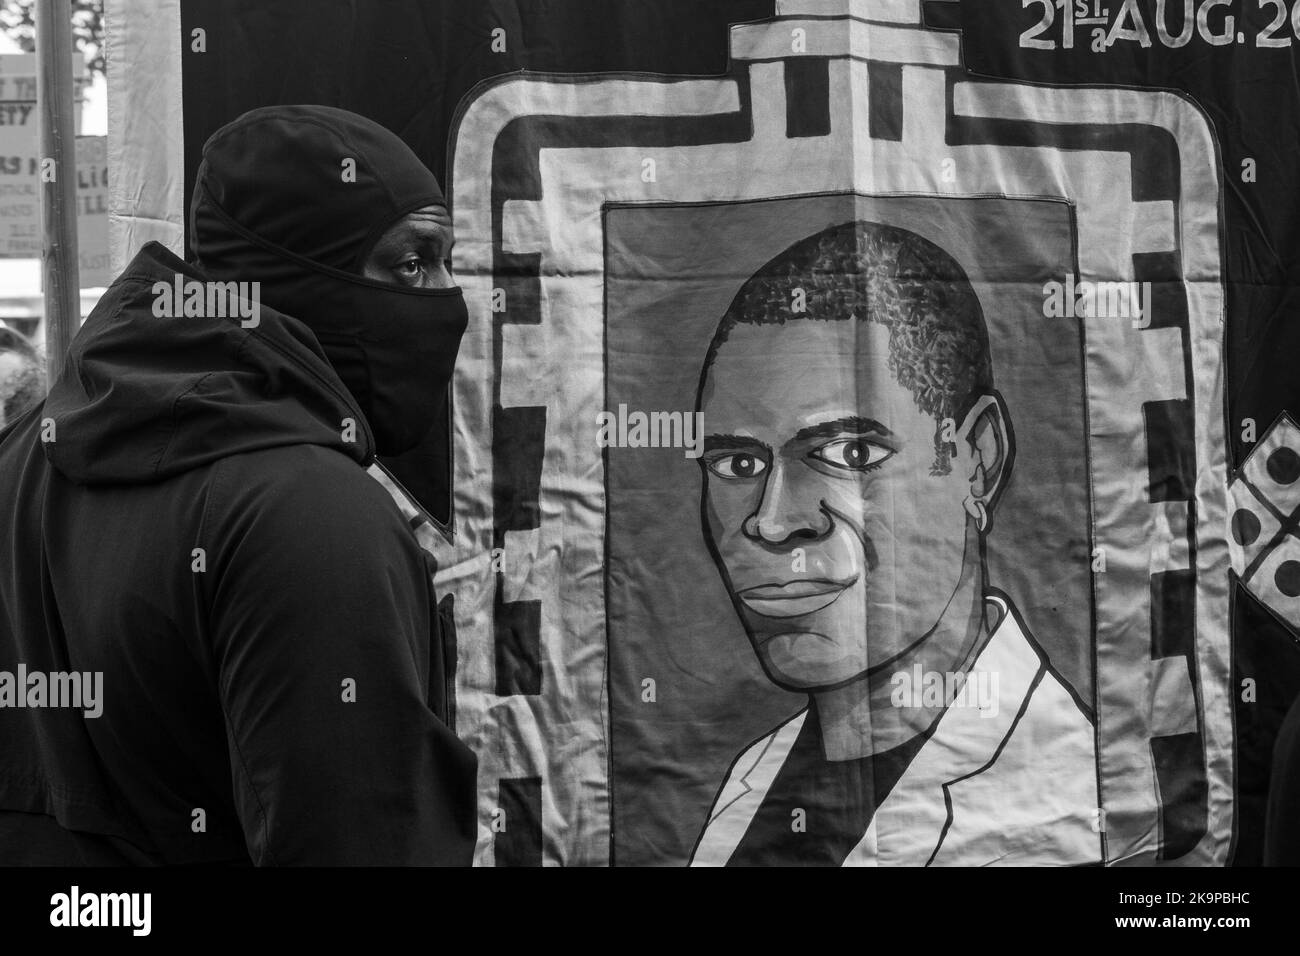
[792,416,895,443]
[703,434,769,452]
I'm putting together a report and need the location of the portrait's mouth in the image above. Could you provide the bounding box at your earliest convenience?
[737,577,856,619]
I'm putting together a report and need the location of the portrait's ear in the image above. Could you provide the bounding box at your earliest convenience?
[957,391,1014,509]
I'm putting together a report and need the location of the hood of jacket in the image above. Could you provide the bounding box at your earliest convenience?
[42,240,375,485]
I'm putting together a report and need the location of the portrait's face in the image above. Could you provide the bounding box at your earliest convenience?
[699,319,984,691]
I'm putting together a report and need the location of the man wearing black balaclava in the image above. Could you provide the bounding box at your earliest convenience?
[0,106,478,865]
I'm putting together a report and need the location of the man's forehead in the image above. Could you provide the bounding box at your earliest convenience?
[376,205,453,244]
[404,205,452,227]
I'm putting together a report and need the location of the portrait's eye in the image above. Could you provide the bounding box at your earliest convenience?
[809,438,892,472]
[395,258,423,280]
[706,452,768,479]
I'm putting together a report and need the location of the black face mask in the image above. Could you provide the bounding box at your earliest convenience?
[187,105,468,459]
[311,282,467,458]
[192,188,468,457]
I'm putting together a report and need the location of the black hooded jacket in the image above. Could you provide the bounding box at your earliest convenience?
[0,241,475,865]
[0,108,477,866]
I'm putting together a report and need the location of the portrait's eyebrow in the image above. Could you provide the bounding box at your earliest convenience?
[703,434,769,453]
[792,416,895,444]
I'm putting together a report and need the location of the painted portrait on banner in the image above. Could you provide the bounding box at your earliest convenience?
[605,195,1100,865]
[436,0,1229,866]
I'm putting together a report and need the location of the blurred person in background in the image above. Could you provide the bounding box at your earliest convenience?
[0,324,45,430]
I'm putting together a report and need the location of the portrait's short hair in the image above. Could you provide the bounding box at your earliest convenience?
[701,219,993,474]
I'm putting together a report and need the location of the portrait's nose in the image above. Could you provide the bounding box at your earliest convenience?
[743,459,832,545]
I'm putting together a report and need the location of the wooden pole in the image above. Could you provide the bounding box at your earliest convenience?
[35,0,80,385]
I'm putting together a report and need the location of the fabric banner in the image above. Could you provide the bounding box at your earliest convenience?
[108,0,1300,866]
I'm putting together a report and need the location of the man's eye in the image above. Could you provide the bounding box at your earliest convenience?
[706,453,768,479]
[809,438,892,471]
[396,259,423,277]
